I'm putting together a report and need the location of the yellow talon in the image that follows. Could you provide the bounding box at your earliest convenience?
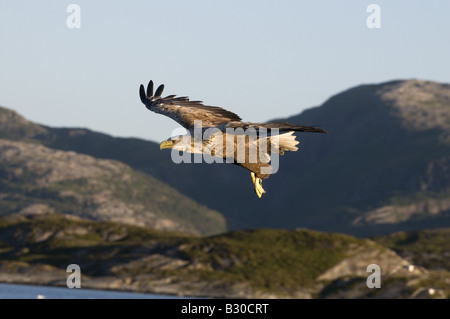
[250,172,265,198]
[251,172,256,185]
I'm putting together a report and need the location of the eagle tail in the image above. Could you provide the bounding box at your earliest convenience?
[269,131,299,154]
[278,131,299,152]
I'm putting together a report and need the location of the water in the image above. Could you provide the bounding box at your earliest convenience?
[0,283,184,299]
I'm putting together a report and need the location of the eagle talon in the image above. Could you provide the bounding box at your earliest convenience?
[251,172,265,198]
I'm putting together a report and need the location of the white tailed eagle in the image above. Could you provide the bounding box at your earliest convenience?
[139,80,326,197]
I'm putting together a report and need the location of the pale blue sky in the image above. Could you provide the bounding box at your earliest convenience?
[0,1,449,142]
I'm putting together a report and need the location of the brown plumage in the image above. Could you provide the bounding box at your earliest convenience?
[139,80,327,197]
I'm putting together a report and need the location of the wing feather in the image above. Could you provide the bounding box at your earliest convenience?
[154,84,165,98]
[139,80,327,134]
[146,81,154,98]
[222,121,327,134]
[139,80,242,129]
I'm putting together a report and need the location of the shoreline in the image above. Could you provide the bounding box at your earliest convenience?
[0,265,283,299]
[0,281,185,299]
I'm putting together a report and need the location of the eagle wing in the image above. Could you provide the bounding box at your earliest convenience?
[139,80,242,130]
[139,80,327,134]
[221,121,327,134]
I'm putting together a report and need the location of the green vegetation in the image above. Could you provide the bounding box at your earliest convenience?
[0,214,191,271]
[0,215,359,296]
[409,271,450,298]
[373,228,450,270]
[178,229,361,292]
[0,215,350,294]
[0,214,448,298]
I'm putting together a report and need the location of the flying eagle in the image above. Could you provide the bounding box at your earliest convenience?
[139,80,326,198]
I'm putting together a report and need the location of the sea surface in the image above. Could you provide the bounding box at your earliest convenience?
[0,283,185,299]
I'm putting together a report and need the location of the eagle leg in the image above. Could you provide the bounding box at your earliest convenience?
[250,171,256,185]
[250,172,266,198]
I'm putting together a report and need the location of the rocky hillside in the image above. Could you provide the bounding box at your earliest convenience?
[272,79,450,235]
[0,106,48,140]
[0,214,447,298]
[1,79,449,236]
[0,137,225,236]
[373,228,450,271]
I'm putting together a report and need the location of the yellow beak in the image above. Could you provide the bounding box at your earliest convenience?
[160,140,176,150]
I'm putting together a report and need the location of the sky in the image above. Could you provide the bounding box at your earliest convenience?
[0,1,449,142]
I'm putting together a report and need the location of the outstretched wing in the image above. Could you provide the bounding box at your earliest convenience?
[221,121,328,134]
[139,80,242,130]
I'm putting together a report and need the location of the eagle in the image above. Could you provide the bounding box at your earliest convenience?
[139,80,326,198]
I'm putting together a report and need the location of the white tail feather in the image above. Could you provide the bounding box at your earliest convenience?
[272,131,299,153]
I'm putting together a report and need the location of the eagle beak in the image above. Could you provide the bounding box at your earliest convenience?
[160,140,176,150]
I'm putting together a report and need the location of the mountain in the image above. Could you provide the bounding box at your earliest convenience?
[1,79,449,236]
[1,80,449,299]
[0,214,448,298]
[0,109,226,236]
[373,228,450,271]
[137,78,449,236]
[273,79,450,235]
